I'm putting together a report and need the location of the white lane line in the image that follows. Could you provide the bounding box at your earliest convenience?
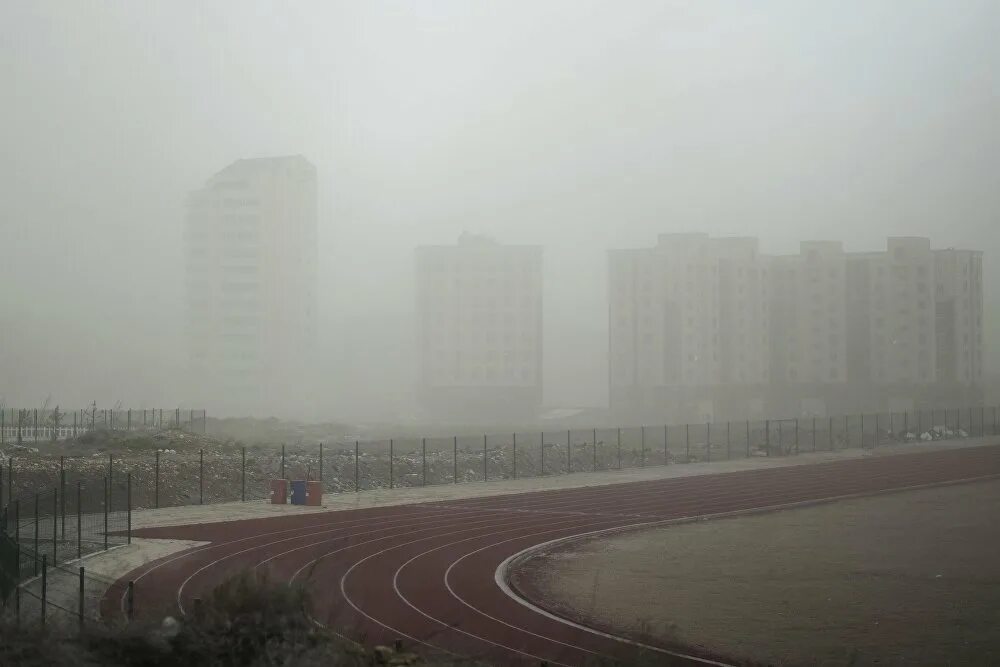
[493,473,1000,667]
[175,507,492,615]
[117,510,426,615]
[330,518,584,665]
[393,517,625,664]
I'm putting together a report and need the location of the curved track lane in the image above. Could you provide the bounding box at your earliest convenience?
[103,445,1000,666]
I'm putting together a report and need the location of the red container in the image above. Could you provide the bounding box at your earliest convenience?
[270,479,288,504]
[305,481,323,506]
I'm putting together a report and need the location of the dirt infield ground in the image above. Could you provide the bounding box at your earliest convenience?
[513,478,1000,666]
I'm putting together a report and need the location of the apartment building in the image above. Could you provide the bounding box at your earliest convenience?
[770,237,985,414]
[608,234,768,423]
[610,235,984,422]
[933,247,984,406]
[768,241,849,415]
[185,156,318,418]
[415,233,543,422]
[843,238,936,411]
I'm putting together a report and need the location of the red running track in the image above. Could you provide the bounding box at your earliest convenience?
[103,445,1000,666]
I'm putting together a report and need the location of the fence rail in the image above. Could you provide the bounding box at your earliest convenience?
[0,408,207,443]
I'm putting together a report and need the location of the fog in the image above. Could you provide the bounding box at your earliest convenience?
[2,1,998,422]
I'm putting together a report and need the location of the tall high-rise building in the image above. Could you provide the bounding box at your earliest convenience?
[415,233,543,422]
[608,234,769,423]
[185,156,317,418]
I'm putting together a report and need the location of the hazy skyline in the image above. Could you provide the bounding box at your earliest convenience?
[2,1,998,419]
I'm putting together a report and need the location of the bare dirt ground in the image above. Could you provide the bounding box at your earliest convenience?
[513,478,1000,666]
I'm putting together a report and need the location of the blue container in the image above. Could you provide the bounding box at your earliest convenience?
[290,480,307,505]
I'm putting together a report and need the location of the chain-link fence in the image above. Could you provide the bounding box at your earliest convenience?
[0,474,130,628]
[0,408,207,444]
[0,407,995,513]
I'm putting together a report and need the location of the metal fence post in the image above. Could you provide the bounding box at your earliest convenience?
[354,441,360,491]
[103,476,108,550]
[199,449,204,505]
[640,426,646,467]
[52,489,57,563]
[685,424,690,462]
[281,444,286,480]
[726,421,731,459]
[78,566,85,629]
[127,473,132,544]
[706,422,711,462]
[592,428,597,472]
[812,418,817,452]
[617,427,622,469]
[512,433,517,480]
[319,442,323,483]
[76,482,81,560]
[794,418,799,455]
[41,554,47,627]
[875,413,880,447]
[60,457,66,541]
[829,416,834,450]
[390,439,394,489]
[12,498,18,549]
[154,450,160,509]
[664,424,669,464]
[566,430,571,473]
[860,414,865,449]
[422,437,427,486]
[540,432,545,475]
[746,420,750,457]
[241,447,246,502]
[33,493,39,576]
[7,458,11,506]
[453,436,458,483]
[483,435,488,481]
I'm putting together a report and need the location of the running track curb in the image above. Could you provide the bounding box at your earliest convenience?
[496,471,1000,667]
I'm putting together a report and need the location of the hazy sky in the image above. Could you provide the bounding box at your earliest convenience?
[2,1,998,417]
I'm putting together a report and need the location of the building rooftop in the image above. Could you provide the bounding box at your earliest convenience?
[210,155,315,181]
